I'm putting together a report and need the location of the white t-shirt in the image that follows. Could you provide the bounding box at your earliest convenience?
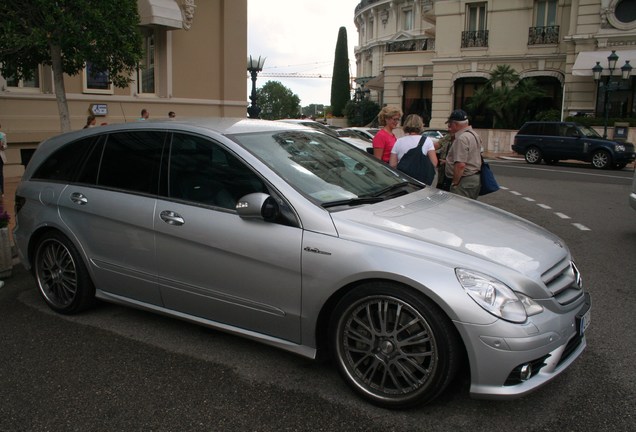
[390,134,435,162]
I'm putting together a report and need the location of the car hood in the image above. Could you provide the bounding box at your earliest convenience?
[331,188,568,279]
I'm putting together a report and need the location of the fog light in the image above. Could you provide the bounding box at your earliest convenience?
[520,364,532,381]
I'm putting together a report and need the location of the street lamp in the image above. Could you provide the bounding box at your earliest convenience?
[247,55,266,118]
[592,50,632,138]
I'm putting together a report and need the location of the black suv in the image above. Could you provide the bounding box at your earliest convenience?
[512,121,636,169]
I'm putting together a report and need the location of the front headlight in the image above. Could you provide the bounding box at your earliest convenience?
[456,269,543,323]
[615,144,626,152]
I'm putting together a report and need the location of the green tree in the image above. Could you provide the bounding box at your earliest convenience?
[256,81,301,120]
[302,104,326,118]
[344,99,381,126]
[0,0,143,132]
[330,27,350,117]
[466,65,545,129]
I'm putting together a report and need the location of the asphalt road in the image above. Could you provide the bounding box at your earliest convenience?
[1,160,635,431]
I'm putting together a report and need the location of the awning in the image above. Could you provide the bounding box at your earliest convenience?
[138,0,183,29]
[365,72,384,90]
[572,50,636,76]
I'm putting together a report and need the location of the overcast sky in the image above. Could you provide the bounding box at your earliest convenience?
[247,0,360,107]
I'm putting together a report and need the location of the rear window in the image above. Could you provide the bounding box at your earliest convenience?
[32,136,101,182]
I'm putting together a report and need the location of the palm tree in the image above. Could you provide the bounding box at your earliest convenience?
[466,65,545,129]
[489,64,519,89]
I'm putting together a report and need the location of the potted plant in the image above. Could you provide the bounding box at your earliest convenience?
[0,206,12,278]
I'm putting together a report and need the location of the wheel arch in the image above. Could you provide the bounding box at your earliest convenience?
[314,277,468,364]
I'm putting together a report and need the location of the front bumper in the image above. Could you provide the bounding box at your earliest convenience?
[456,292,590,399]
[615,152,636,164]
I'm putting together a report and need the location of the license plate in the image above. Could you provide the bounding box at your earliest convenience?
[577,308,591,336]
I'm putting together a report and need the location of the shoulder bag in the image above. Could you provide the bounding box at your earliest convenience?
[479,156,499,196]
[396,136,436,186]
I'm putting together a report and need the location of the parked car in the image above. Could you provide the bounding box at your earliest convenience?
[339,127,380,141]
[14,118,590,409]
[279,119,372,154]
[422,129,447,141]
[630,169,636,211]
[512,121,636,169]
[336,128,372,142]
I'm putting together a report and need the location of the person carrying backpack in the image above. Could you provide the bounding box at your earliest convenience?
[389,114,438,185]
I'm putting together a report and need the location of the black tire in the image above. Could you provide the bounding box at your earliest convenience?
[591,150,611,169]
[34,231,96,314]
[329,282,461,409]
[524,147,542,164]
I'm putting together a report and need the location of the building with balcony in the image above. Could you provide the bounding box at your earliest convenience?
[0,0,247,178]
[353,0,636,129]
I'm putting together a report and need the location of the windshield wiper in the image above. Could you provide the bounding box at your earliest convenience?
[321,197,385,208]
[370,181,419,198]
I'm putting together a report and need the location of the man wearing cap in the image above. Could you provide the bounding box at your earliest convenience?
[444,109,482,199]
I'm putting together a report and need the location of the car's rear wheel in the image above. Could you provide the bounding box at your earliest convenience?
[524,147,542,164]
[329,282,461,409]
[34,231,95,314]
[591,150,612,169]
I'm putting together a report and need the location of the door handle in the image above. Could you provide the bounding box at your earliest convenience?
[70,192,88,205]
[160,210,185,226]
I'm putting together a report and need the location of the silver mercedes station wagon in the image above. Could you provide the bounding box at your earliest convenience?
[13,118,590,409]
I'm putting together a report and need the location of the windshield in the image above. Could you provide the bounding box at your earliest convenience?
[232,130,422,207]
[579,125,602,138]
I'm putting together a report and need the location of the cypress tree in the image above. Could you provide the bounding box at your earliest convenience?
[330,27,350,117]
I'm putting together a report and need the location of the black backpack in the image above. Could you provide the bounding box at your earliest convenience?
[396,136,436,185]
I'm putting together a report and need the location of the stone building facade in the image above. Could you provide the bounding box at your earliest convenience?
[0,0,247,177]
[353,0,636,129]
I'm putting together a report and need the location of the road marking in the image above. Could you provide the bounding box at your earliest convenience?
[500,186,591,230]
[573,223,591,231]
[489,161,633,181]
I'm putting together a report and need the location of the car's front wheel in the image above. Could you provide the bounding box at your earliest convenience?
[591,150,612,169]
[329,282,461,409]
[34,231,96,314]
[524,147,542,164]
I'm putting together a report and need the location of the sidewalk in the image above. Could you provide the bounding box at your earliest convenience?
[1,176,20,238]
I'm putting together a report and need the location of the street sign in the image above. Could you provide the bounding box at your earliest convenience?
[90,104,108,116]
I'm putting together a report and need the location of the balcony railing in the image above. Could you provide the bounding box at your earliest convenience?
[528,26,559,45]
[386,38,434,53]
[461,30,489,48]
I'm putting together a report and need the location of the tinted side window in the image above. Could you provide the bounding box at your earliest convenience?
[98,131,165,194]
[168,133,265,209]
[542,124,559,136]
[32,136,100,181]
[520,123,541,135]
[560,124,578,137]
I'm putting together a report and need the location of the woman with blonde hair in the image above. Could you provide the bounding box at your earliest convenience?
[372,105,402,162]
[389,114,438,185]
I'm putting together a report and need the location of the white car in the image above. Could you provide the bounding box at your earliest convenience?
[339,127,380,141]
[279,119,372,153]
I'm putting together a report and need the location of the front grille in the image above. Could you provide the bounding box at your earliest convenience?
[559,333,584,366]
[542,259,584,305]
